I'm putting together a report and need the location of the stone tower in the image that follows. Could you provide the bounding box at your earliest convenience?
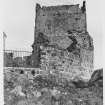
[32,1,94,79]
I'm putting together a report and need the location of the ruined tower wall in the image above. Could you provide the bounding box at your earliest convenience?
[34,3,87,38]
[32,2,94,80]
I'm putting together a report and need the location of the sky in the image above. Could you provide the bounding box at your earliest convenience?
[0,0,103,69]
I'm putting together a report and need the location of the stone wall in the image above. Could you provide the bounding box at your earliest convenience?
[4,53,14,67]
[40,41,93,80]
[32,1,94,80]
[34,2,87,38]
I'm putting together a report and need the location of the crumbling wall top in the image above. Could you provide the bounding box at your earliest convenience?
[35,1,86,13]
[41,4,80,11]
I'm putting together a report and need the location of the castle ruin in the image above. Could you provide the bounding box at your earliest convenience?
[31,1,94,80]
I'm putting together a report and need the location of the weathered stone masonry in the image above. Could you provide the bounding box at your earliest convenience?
[31,1,94,80]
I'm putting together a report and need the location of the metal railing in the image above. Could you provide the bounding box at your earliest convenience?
[4,50,32,57]
[4,50,32,67]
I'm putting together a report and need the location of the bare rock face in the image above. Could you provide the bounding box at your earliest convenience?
[88,68,103,87]
[32,2,94,80]
[71,68,103,88]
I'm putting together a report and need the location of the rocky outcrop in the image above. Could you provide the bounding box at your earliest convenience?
[4,68,103,105]
[71,68,103,88]
[88,68,103,87]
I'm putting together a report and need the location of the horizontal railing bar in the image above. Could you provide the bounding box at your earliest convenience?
[4,50,32,53]
[4,67,40,70]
